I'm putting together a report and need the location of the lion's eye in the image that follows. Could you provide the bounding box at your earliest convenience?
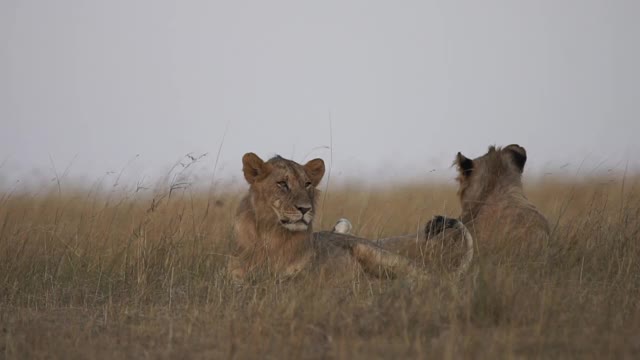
[277,181,289,191]
[305,182,312,188]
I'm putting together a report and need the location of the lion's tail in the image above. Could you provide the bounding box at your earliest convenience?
[451,220,474,278]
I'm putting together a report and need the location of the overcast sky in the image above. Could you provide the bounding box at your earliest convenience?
[1,0,639,189]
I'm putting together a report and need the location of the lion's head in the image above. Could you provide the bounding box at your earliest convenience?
[454,144,527,207]
[242,153,325,232]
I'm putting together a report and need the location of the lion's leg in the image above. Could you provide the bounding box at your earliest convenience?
[313,231,422,278]
[374,235,423,258]
[373,216,460,256]
[227,256,248,283]
[371,216,474,277]
[350,242,423,279]
[424,216,475,277]
[314,217,475,279]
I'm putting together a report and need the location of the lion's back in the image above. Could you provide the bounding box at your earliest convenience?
[474,198,550,245]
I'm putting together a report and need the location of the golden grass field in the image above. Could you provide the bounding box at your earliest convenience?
[1,174,639,359]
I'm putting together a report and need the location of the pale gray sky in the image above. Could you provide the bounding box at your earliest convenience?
[1,0,639,188]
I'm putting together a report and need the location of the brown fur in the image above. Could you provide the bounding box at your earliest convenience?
[375,144,547,265]
[373,221,474,275]
[454,144,550,245]
[227,153,441,282]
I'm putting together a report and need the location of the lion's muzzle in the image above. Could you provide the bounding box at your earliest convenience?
[277,206,314,232]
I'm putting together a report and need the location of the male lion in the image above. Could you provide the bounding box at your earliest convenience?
[227,153,473,282]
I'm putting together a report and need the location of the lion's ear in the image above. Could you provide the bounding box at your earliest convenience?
[455,152,474,176]
[504,144,526,172]
[304,158,325,187]
[242,153,267,184]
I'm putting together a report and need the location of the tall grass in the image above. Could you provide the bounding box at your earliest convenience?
[0,175,639,359]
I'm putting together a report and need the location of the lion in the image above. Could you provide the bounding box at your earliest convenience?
[226,153,474,283]
[373,144,549,264]
[452,144,550,245]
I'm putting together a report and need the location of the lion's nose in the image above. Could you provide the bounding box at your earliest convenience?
[296,205,311,215]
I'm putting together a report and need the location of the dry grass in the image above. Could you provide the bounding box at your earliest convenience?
[1,175,639,359]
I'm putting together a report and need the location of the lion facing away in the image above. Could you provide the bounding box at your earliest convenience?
[374,144,549,264]
[227,153,473,283]
[453,144,550,246]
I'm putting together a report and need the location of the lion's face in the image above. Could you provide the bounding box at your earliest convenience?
[242,153,325,232]
[454,144,527,205]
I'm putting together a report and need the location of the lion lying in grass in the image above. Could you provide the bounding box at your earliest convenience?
[453,144,550,245]
[227,153,474,282]
[376,144,550,260]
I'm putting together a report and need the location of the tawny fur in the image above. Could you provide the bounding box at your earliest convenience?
[227,153,441,283]
[372,221,474,275]
[373,144,548,266]
[454,144,550,245]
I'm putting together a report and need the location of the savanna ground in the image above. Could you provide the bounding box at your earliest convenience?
[1,171,639,359]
